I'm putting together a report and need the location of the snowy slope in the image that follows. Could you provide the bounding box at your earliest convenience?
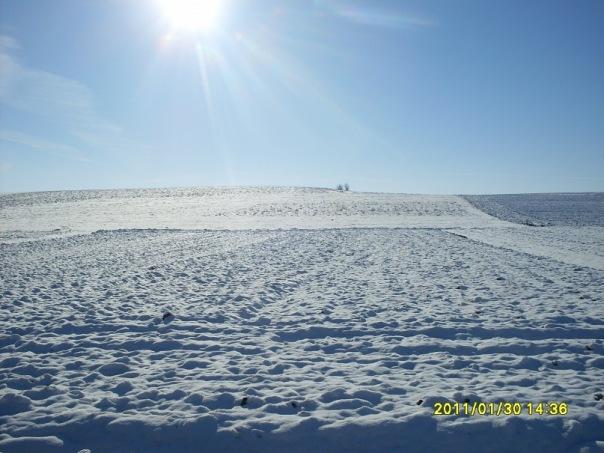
[463,193,604,227]
[0,187,510,235]
[448,227,604,271]
[1,188,603,452]
[458,193,604,270]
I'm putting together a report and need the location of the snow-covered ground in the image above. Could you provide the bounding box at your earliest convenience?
[463,193,604,227]
[0,187,509,236]
[1,187,603,452]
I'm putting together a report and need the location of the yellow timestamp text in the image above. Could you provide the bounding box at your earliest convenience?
[433,401,569,416]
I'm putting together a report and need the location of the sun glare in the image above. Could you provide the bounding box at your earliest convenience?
[158,0,222,32]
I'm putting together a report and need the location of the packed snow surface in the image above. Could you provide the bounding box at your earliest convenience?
[1,187,603,452]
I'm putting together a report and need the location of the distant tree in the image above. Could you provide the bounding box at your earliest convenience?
[344,183,350,191]
[336,184,344,191]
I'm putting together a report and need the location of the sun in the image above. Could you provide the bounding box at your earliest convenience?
[158,0,223,32]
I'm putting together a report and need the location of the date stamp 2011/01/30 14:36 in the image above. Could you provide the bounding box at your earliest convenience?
[433,401,569,417]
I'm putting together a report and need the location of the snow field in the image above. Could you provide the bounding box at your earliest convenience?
[1,227,603,452]
[1,188,603,452]
[0,187,511,234]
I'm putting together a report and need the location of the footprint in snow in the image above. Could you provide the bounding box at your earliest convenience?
[595,393,603,401]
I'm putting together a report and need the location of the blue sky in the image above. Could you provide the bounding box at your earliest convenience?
[0,0,602,194]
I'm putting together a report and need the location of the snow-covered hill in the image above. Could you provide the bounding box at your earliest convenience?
[0,187,508,234]
[1,188,603,452]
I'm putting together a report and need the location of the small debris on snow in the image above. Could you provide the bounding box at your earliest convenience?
[240,397,248,407]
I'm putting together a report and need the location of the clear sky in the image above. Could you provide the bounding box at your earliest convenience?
[0,0,602,194]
